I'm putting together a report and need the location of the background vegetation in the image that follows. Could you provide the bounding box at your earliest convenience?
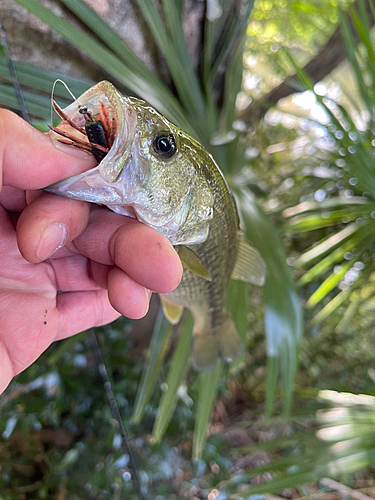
[1,0,375,498]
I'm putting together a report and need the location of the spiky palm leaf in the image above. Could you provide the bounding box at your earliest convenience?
[280,0,375,335]
[217,390,375,497]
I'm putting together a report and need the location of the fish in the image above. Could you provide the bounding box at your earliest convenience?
[45,81,266,370]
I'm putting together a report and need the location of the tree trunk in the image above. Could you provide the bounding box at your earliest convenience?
[0,0,205,86]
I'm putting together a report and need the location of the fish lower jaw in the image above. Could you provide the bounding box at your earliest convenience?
[106,204,137,218]
[134,212,209,246]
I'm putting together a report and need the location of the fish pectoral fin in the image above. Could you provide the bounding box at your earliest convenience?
[176,245,211,281]
[192,317,243,371]
[160,297,184,325]
[231,240,266,286]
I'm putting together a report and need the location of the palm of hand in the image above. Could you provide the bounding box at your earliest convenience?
[0,110,182,394]
[0,205,59,379]
[0,205,118,386]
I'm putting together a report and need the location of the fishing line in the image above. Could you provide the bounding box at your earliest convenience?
[0,18,30,124]
[88,329,146,500]
[50,79,76,126]
[2,20,146,500]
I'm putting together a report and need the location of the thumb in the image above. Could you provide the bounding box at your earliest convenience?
[0,109,96,191]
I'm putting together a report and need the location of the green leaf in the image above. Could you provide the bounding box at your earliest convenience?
[0,56,91,98]
[339,6,375,118]
[282,197,370,218]
[298,232,370,285]
[287,207,375,232]
[193,362,222,459]
[307,260,353,308]
[335,278,375,333]
[227,280,251,373]
[227,390,375,497]
[230,469,321,497]
[59,0,158,80]
[296,223,359,266]
[0,83,52,120]
[152,313,193,441]
[134,0,205,121]
[210,0,255,85]
[132,309,174,424]
[309,264,374,328]
[265,355,279,416]
[13,0,191,133]
[233,187,302,416]
[227,280,250,343]
[160,0,206,112]
[310,294,338,328]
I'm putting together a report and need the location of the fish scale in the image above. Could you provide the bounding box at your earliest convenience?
[157,143,241,370]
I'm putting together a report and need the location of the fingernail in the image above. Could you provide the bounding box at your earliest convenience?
[37,223,67,260]
[144,288,152,314]
[53,139,91,159]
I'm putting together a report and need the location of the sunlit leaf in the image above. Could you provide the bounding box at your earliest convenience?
[298,229,373,285]
[295,224,359,266]
[286,206,375,232]
[307,259,353,308]
[283,197,369,218]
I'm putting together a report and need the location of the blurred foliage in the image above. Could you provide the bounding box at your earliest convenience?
[0,321,208,499]
[273,1,375,336]
[248,0,340,54]
[2,327,375,499]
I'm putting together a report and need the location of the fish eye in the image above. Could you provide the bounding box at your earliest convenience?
[153,133,176,158]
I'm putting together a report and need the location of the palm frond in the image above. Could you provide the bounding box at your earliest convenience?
[220,391,375,497]
[280,0,375,332]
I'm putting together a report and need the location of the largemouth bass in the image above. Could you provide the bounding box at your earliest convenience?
[45,81,266,370]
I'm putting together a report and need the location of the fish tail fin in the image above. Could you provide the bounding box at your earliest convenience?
[192,316,243,371]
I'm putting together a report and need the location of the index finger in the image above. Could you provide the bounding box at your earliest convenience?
[72,207,183,294]
[0,109,96,191]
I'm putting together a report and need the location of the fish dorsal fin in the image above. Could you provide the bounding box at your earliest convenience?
[176,246,211,281]
[160,297,184,325]
[231,240,266,286]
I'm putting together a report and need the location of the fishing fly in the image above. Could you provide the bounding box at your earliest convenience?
[49,80,118,163]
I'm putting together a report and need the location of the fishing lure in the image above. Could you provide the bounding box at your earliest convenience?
[49,97,118,162]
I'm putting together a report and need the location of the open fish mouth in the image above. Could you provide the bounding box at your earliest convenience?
[45,81,137,212]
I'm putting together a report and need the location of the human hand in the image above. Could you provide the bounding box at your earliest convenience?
[0,110,182,394]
